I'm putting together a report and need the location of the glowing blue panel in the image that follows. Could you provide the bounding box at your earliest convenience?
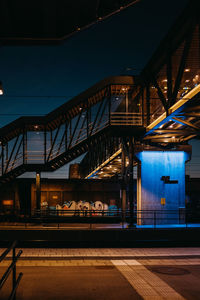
[136,151,189,225]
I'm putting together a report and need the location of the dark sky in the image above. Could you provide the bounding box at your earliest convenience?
[0,0,198,178]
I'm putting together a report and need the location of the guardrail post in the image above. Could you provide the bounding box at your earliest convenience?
[185,209,188,228]
[36,172,41,210]
[154,211,156,228]
[12,246,16,300]
[128,137,135,228]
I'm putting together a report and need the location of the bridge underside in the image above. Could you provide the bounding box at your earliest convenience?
[1,1,200,225]
[0,0,140,44]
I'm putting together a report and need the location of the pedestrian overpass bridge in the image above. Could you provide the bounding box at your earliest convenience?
[0,72,199,184]
[1,0,200,185]
[0,0,200,225]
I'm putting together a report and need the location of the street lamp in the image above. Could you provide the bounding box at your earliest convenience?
[0,81,3,95]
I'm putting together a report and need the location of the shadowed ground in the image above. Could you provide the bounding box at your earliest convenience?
[1,248,200,299]
[0,264,142,300]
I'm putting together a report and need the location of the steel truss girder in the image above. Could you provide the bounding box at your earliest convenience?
[0,80,136,184]
[134,16,196,130]
[80,134,121,178]
[172,117,200,130]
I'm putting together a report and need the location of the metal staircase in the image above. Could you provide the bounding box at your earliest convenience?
[0,76,143,184]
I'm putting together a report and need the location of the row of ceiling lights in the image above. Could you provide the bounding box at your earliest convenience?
[95,156,130,178]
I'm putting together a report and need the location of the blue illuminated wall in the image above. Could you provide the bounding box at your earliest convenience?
[136,151,189,225]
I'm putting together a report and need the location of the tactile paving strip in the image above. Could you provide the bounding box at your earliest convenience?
[112,259,185,300]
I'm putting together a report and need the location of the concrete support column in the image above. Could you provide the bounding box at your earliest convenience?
[136,150,190,225]
[36,172,41,210]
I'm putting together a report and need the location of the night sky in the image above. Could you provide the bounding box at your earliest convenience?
[0,0,198,178]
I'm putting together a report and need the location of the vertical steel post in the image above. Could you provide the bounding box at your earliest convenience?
[128,137,135,227]
[108,86,111,126]
[121,146,126,225]
[125,89,128,113]
[146,85,150,125]
[65,121,68,151]
[137,162,142,225]
[36,172,41,210]
[12,246,16,300]
[86,100,89,138]
[167,50,172,108]
[23,128,27,164]
[69,119,72,143]
[44,126,47,163]
[6,143,8,163]
[141,88,144,125]
[23,128,25,165]
[1,144,4,175]
[50,130,53,146]
[25,131,27,164]
[154,211,157,228]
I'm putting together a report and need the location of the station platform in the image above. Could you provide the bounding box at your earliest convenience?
[1,247,200,300]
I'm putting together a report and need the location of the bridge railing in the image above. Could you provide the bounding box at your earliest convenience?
[0,111,143,177]
[110,112,142,126]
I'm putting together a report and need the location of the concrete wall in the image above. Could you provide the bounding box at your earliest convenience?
[31,180,121,210]
[136,151,189,225]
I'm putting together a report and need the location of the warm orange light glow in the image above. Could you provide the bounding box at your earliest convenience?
[121,87,127,92]
[2,200,13,206]
[0,81,3,95]
[184,68,190,72]
[86,149,122,178]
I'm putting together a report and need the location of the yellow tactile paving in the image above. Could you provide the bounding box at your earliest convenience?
[112,260,185,300]
[1,247,200,258]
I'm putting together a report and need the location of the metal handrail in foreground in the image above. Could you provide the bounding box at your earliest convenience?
[0,241,23,300]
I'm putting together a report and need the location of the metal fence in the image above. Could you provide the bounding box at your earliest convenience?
[0,208,199,228]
